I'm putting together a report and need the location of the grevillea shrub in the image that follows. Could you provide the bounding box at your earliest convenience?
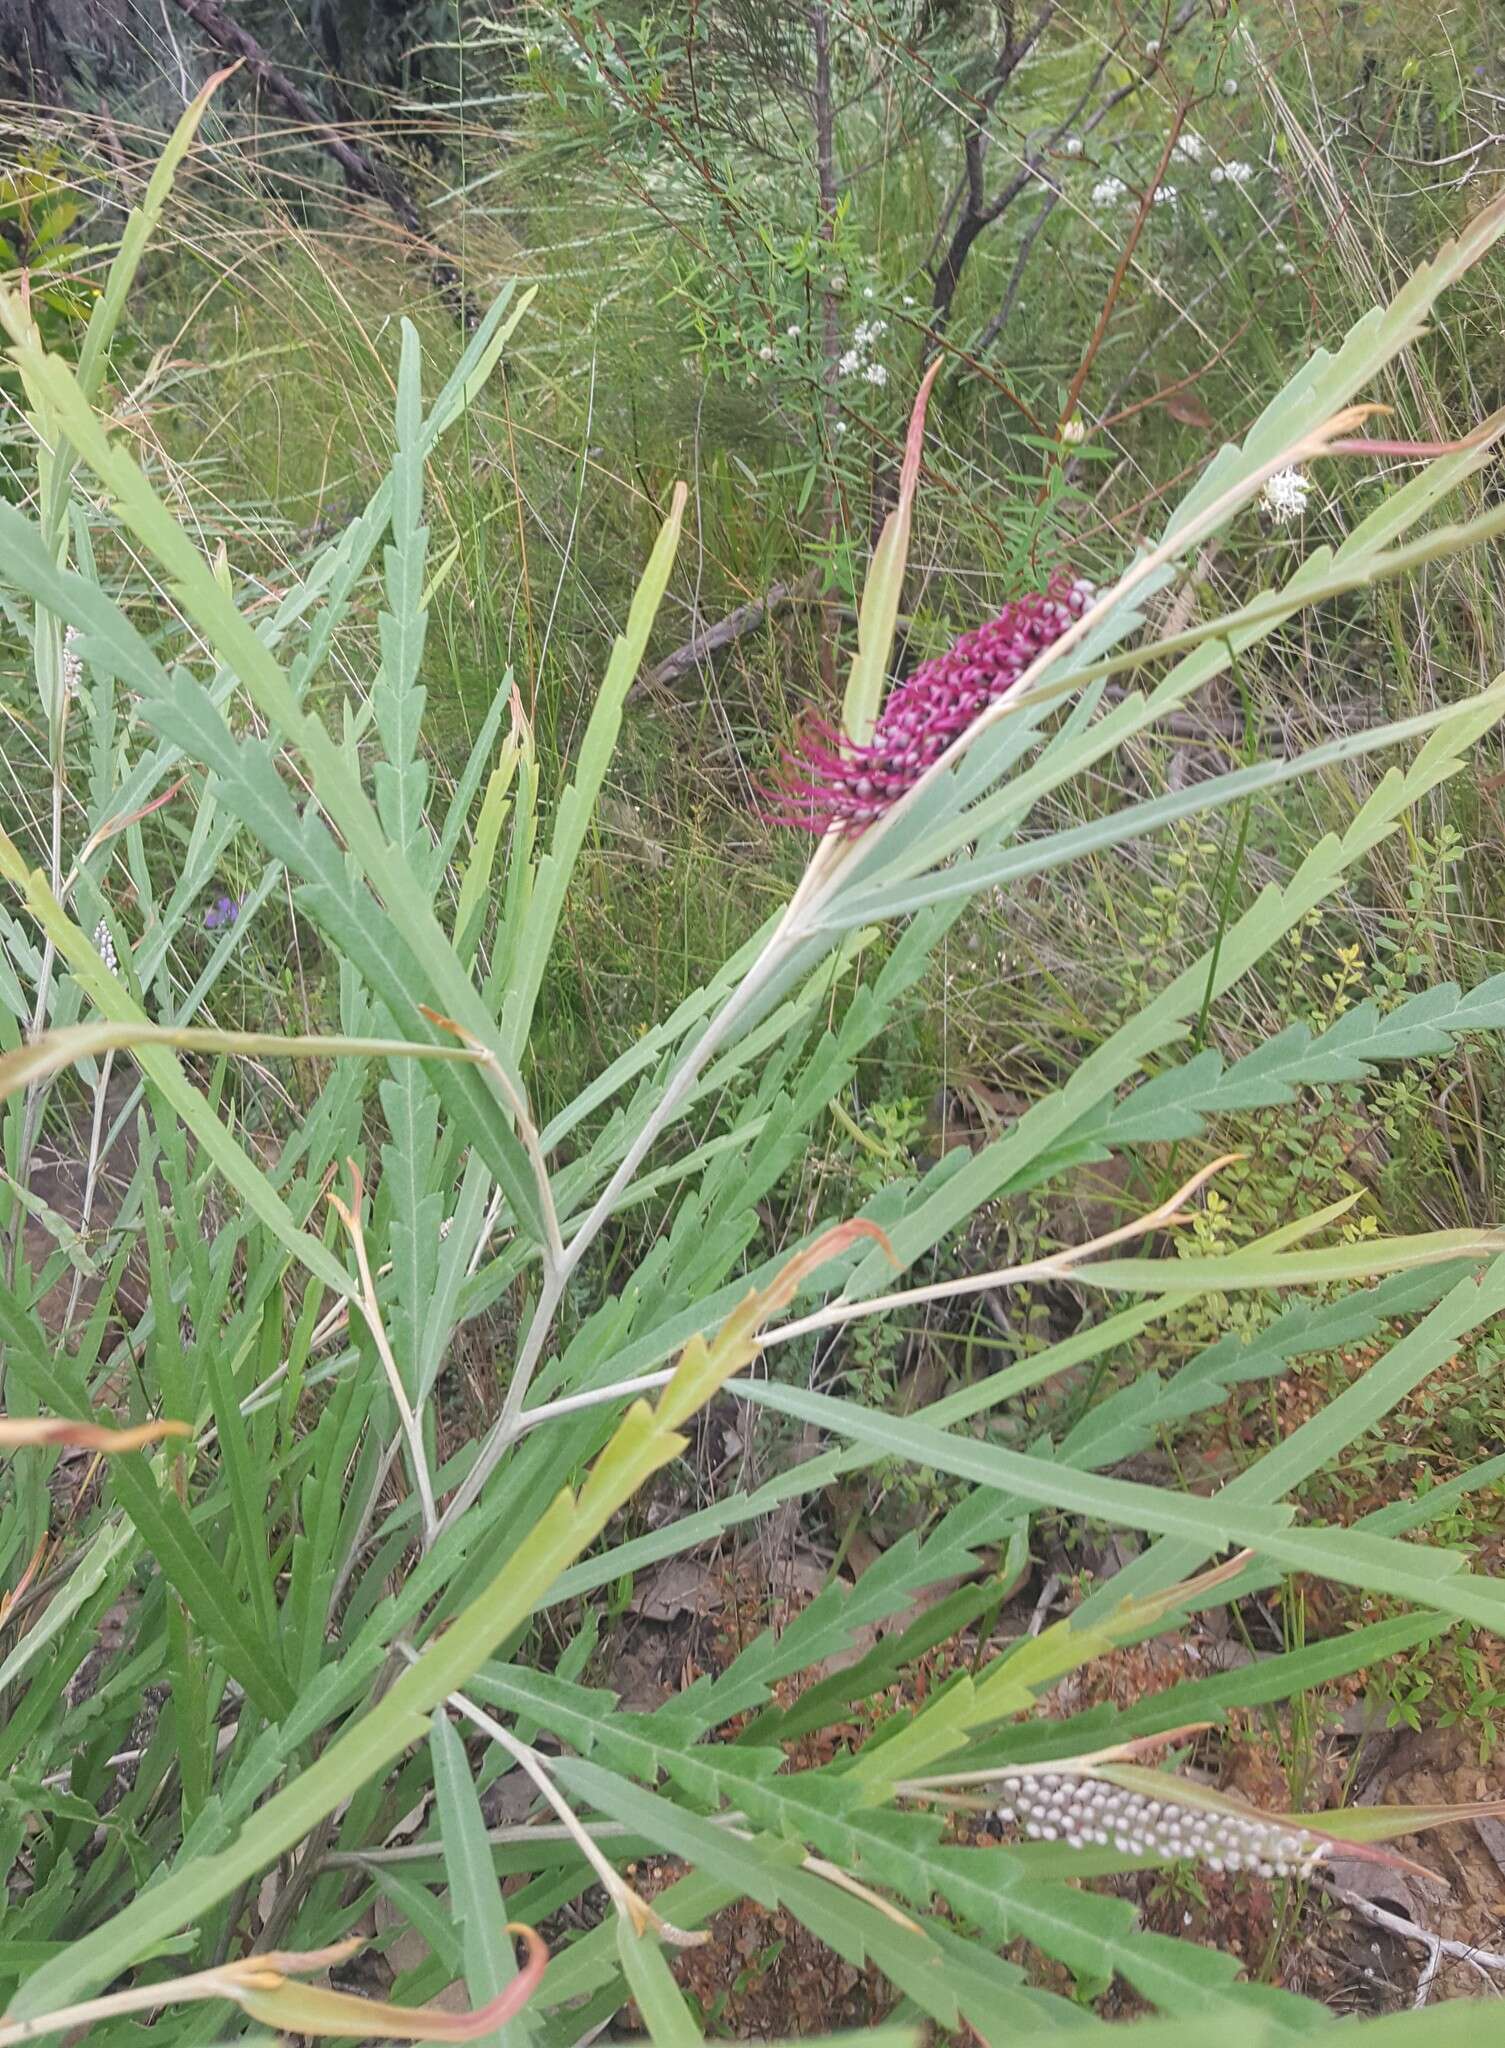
[3,100,1505,2048]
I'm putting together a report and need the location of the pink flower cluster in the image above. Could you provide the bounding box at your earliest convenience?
[770,574,1094,834]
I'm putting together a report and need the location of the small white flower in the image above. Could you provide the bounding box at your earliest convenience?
[1092,175,1128,209]
[862,285,876,299]
[833,421,847,436]
[864,362,888,387]
[1261,466,1311,523]
[837,347,862,376]
[1144,36,1161,55]
[1212,159,1254,186]
[1060,418,1087,446]
[1222,76,1240,96]
[1171,131,1203,164]
[1152,183,1178,207]
[786,324,801,338]
[902,294,916,307]
[93,919,118,977]
[1062,136,1083,158]
[758,343,775,361]
[1281,260,1297,277]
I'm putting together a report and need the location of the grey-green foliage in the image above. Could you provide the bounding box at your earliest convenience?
[2,123,1505,2046]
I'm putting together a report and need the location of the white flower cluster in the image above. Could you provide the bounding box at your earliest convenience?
[61,625,83,699]
[838,317,888,385]
[1085,129,1259,219]
[994,1771,1326,1879]
[93,919,118,977]
[1261,466,1311,523]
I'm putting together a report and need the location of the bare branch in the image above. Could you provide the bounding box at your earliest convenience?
[630,574,818,698]
[928,2,1198,340]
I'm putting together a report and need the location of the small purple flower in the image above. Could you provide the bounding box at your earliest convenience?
[768,574,1094,835]
[204,894,240,930]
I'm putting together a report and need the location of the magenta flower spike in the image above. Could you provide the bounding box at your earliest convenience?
[769,572,1095,835]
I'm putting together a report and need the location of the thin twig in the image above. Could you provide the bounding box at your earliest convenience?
[1327,1885,1505,2003]
[762,1153,1240,1347]
[430,1672,705,1944]
[420,1006,564,1267]
[436,1682,642,1920]
[503,1156,1239,1443]
[1055,104,1187,443]
[1027,1572,1062,1637]
[509,1369,678,1438]
[60,1047,115,1332]
[929,5,1192,339]
[328,1162,438,1548]
[974,187,1061,358]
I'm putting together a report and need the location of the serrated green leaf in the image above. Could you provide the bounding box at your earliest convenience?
[736,1371,1505,1634]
